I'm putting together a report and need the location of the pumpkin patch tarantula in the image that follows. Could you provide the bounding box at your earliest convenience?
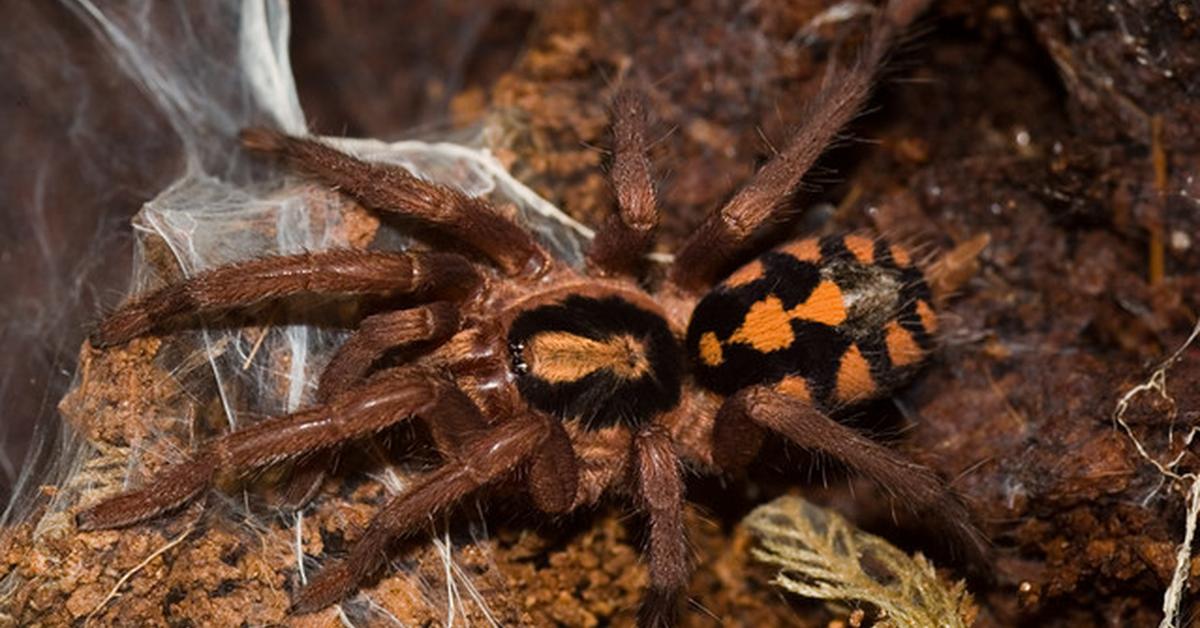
[77,0,988,624]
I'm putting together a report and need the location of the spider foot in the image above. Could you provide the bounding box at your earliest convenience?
[90,300,158,348]
[76,457,214,530]
[637,586,681,628]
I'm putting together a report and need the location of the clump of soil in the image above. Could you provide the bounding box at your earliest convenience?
[4,1,1200,626]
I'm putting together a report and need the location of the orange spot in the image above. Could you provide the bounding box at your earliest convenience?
[525,332,650,383]
[776,376,812,402]
[890,243,912,267]
[844,234,875,264]
[699,331,724,366]
[788,281,846,326]
[730,296,794,352]
[725,259,765,287]
[885,320,924,367]
[835,344,876,403]
[916,299,938,335]
[779,238,820,262]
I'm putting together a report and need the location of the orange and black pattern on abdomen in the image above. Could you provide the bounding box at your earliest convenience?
[685,234,938,410]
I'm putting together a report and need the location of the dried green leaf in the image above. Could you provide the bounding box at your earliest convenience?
[746,495,977,628]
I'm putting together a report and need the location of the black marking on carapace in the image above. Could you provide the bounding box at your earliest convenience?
[509,295,682,430]
[686,234,935,409]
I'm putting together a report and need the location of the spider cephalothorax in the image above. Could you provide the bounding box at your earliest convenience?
[76,1,987,625]
[509,294,683,430]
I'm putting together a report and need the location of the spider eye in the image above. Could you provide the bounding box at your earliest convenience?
[508,342,530,375]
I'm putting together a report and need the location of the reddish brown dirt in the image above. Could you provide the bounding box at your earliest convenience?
[4,1,1200,626]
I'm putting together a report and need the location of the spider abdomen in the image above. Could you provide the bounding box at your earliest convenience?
[686,234,937,408]
[508,294,682,430]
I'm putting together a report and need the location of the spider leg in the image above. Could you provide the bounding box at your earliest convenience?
[710,393,766,472]
[526,419,579,513]
[667,0,930,291]
[634,425,689,628]
[277,302,464,510]
[587,88,659,277]
[93,249,478,347]
[76,368,483,530]
[292,417,546,613]
[241,129,548,276]
[317,302,461,403]
[714,386,990,566]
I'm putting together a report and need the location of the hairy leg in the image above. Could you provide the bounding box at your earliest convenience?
[715,386,989,566]
[317,302,461,402]
[526,419,579,513]
[276,302,464,509]
[76,368,482,529]
[241,129,547,276]
[587,89,659,277]
[668,0,932,291]
[709,394,766,471]
[292,417,546,612]
[93,250,478,347]
[634,425,689,628]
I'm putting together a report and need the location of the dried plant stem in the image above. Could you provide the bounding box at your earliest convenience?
[1112,318,1200,628]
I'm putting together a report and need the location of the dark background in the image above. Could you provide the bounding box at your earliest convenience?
[2,1,1199,624]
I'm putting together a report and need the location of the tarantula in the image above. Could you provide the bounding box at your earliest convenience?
[77,1,987,624]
